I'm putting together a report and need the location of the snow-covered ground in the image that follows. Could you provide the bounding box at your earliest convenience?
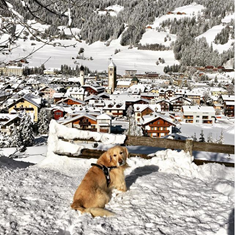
[0,148,234,235]
[0,121,234,235]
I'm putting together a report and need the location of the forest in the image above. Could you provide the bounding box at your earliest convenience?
[0,0,234,68]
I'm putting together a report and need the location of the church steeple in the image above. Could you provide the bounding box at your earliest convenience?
[108,60,116,93]
[80,65,85,86]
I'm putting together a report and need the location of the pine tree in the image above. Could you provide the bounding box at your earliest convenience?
[10,113,35,147]
[207,133,213,143]
[199,130,205,142]
[126,116,143,137]
[38,108,52,134]
[217,130,224,144]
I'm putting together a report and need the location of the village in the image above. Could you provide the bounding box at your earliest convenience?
[0,60,234,144]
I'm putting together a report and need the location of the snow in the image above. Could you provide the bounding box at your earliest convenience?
[0,148,234,234]
[98,5,124,17]
[196,25,235,53]
[150,3,205,28]
[0,120,234,234]
[140,30,176,47]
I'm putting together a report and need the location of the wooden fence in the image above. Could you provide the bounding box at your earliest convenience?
[59,135,234,167]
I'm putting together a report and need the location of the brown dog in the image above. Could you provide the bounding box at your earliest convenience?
[71,145,129,217]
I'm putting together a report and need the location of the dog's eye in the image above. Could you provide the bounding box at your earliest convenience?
[113,154,117,157]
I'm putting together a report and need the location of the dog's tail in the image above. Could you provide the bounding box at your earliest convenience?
[71,200,114,217]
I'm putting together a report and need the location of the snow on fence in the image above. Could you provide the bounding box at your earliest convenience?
[47,120,126,156]
[47,120,234,166]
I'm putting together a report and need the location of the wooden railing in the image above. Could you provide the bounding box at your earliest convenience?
[58,135,234,167]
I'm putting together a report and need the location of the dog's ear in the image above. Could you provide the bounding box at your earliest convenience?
[123,147,129,158]
[97,151,112,165]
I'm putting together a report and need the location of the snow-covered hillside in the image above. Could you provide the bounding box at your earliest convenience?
[0,2,233,74]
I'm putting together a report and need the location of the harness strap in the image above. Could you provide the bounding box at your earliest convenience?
[91,163,117,187]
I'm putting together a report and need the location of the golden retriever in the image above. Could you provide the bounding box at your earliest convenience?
[71,145,129,217]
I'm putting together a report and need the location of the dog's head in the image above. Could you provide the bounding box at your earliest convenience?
[98,146,129,167]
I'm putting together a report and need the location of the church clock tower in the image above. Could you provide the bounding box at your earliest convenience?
[108,60,116,93]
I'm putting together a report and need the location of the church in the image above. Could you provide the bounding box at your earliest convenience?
[107,60,117,94]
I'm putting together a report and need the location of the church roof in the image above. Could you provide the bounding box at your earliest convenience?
[108,60,116,67]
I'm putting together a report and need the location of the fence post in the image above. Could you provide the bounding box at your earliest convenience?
[184,139,193,156]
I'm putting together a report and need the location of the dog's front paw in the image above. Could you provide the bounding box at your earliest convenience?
[116,185,127,192]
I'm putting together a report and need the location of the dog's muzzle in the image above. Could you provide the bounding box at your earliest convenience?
[118,159,125,166]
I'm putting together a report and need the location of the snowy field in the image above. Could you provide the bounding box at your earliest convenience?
[0,121,234,235]
[0,148,234,235]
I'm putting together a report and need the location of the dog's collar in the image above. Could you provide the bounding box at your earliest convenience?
[91,163,117,187]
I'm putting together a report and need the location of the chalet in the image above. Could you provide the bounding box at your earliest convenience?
[61,113,97,131]
[224,101,235,117]
[53,92,66,104]
[97,92,110,99]
[169,96,192,112]
[134,104,161,122]
[65,87,85,101]
[141,92,158,101]
[88,99,105,108]
[39,86,56,99]
[219,95,235,117]
[0,114,20,135]
[97,113,112,133]
[158,88,175,99]
[181,106,215,124]
[185,91,201,105]
[8,94,41,122]
[57,97,85,107]
[103,101,126,117]
[155,100,171,112]
[140,113,176,138]
[82,85,105,96]
[110,94,149,111]
[51,106,66,120]
[116,80,131,89]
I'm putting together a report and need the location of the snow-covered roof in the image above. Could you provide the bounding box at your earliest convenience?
[182,106,215,113]
[66,87,85,94]
[134,104,161,112]
[224,101,235,105]
[108,60,116,68]
[141,112,175,126]
[222,95,235,101]
[103,100,126,110]
[117,80,131,86]
[97,114,112,120]
[128,84,146,93]
[61,113,97,125]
